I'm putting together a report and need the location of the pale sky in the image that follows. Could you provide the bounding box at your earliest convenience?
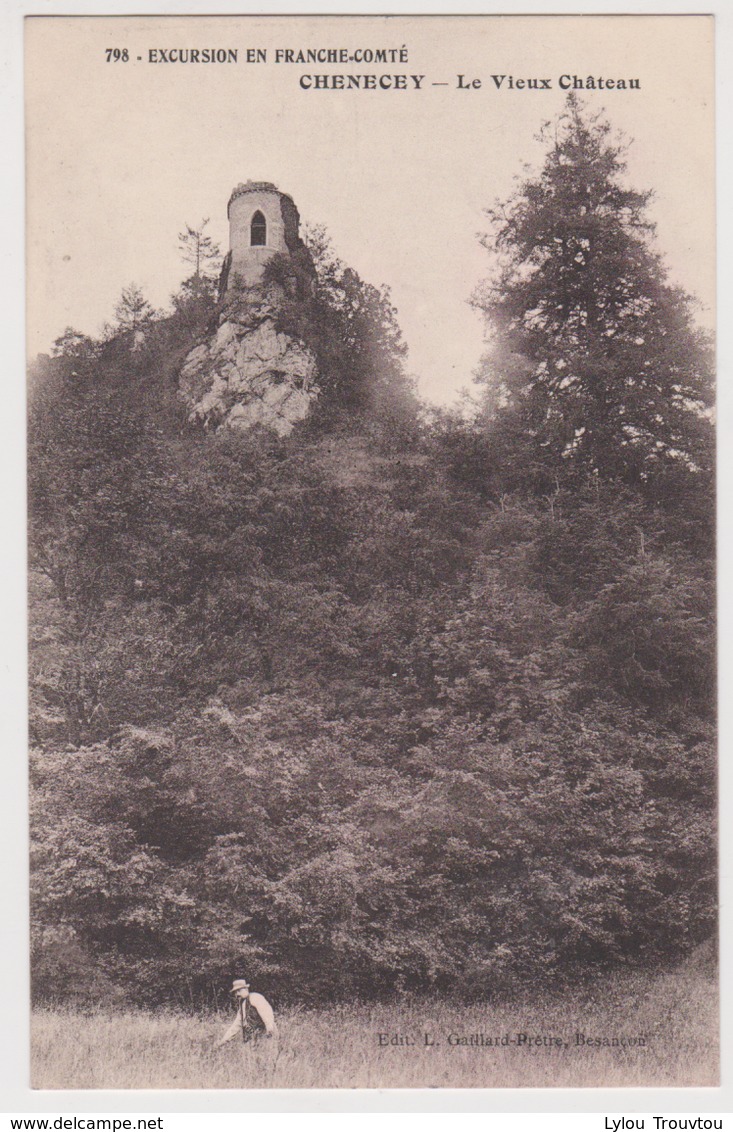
[25,14,715,406]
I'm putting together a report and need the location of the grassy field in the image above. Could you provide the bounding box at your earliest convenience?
[31,962,718,1090]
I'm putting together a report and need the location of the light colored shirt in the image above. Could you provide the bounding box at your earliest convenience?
[216,993,278,1046]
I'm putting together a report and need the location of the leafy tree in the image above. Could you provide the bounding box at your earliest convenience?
[474,94,714,489]
[51,327,98,363]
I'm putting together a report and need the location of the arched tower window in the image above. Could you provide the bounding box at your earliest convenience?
[250,211,267,246]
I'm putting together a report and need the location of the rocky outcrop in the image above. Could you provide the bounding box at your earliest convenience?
[179,286,319,436]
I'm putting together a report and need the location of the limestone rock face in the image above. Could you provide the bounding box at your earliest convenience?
[179,289,319,436]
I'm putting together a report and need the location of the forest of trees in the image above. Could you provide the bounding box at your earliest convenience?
[28,97,715,1007]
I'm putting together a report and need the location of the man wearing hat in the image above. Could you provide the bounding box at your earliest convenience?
[215,979,278,1047]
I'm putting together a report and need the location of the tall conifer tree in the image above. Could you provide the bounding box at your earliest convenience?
[474,95,714,489]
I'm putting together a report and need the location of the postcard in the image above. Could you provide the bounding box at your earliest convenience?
[25,14,717,1090]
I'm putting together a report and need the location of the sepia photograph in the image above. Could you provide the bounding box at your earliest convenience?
[23,13,718,1092]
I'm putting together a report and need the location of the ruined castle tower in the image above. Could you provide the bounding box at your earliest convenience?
[226,181,303,289]
[179,182,319,436]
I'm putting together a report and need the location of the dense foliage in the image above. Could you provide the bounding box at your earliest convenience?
[29,100,715,1008]
[260,224,420,434]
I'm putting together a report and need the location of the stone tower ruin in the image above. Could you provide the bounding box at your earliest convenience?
[225,181,303,289]
[179,181,320,436]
